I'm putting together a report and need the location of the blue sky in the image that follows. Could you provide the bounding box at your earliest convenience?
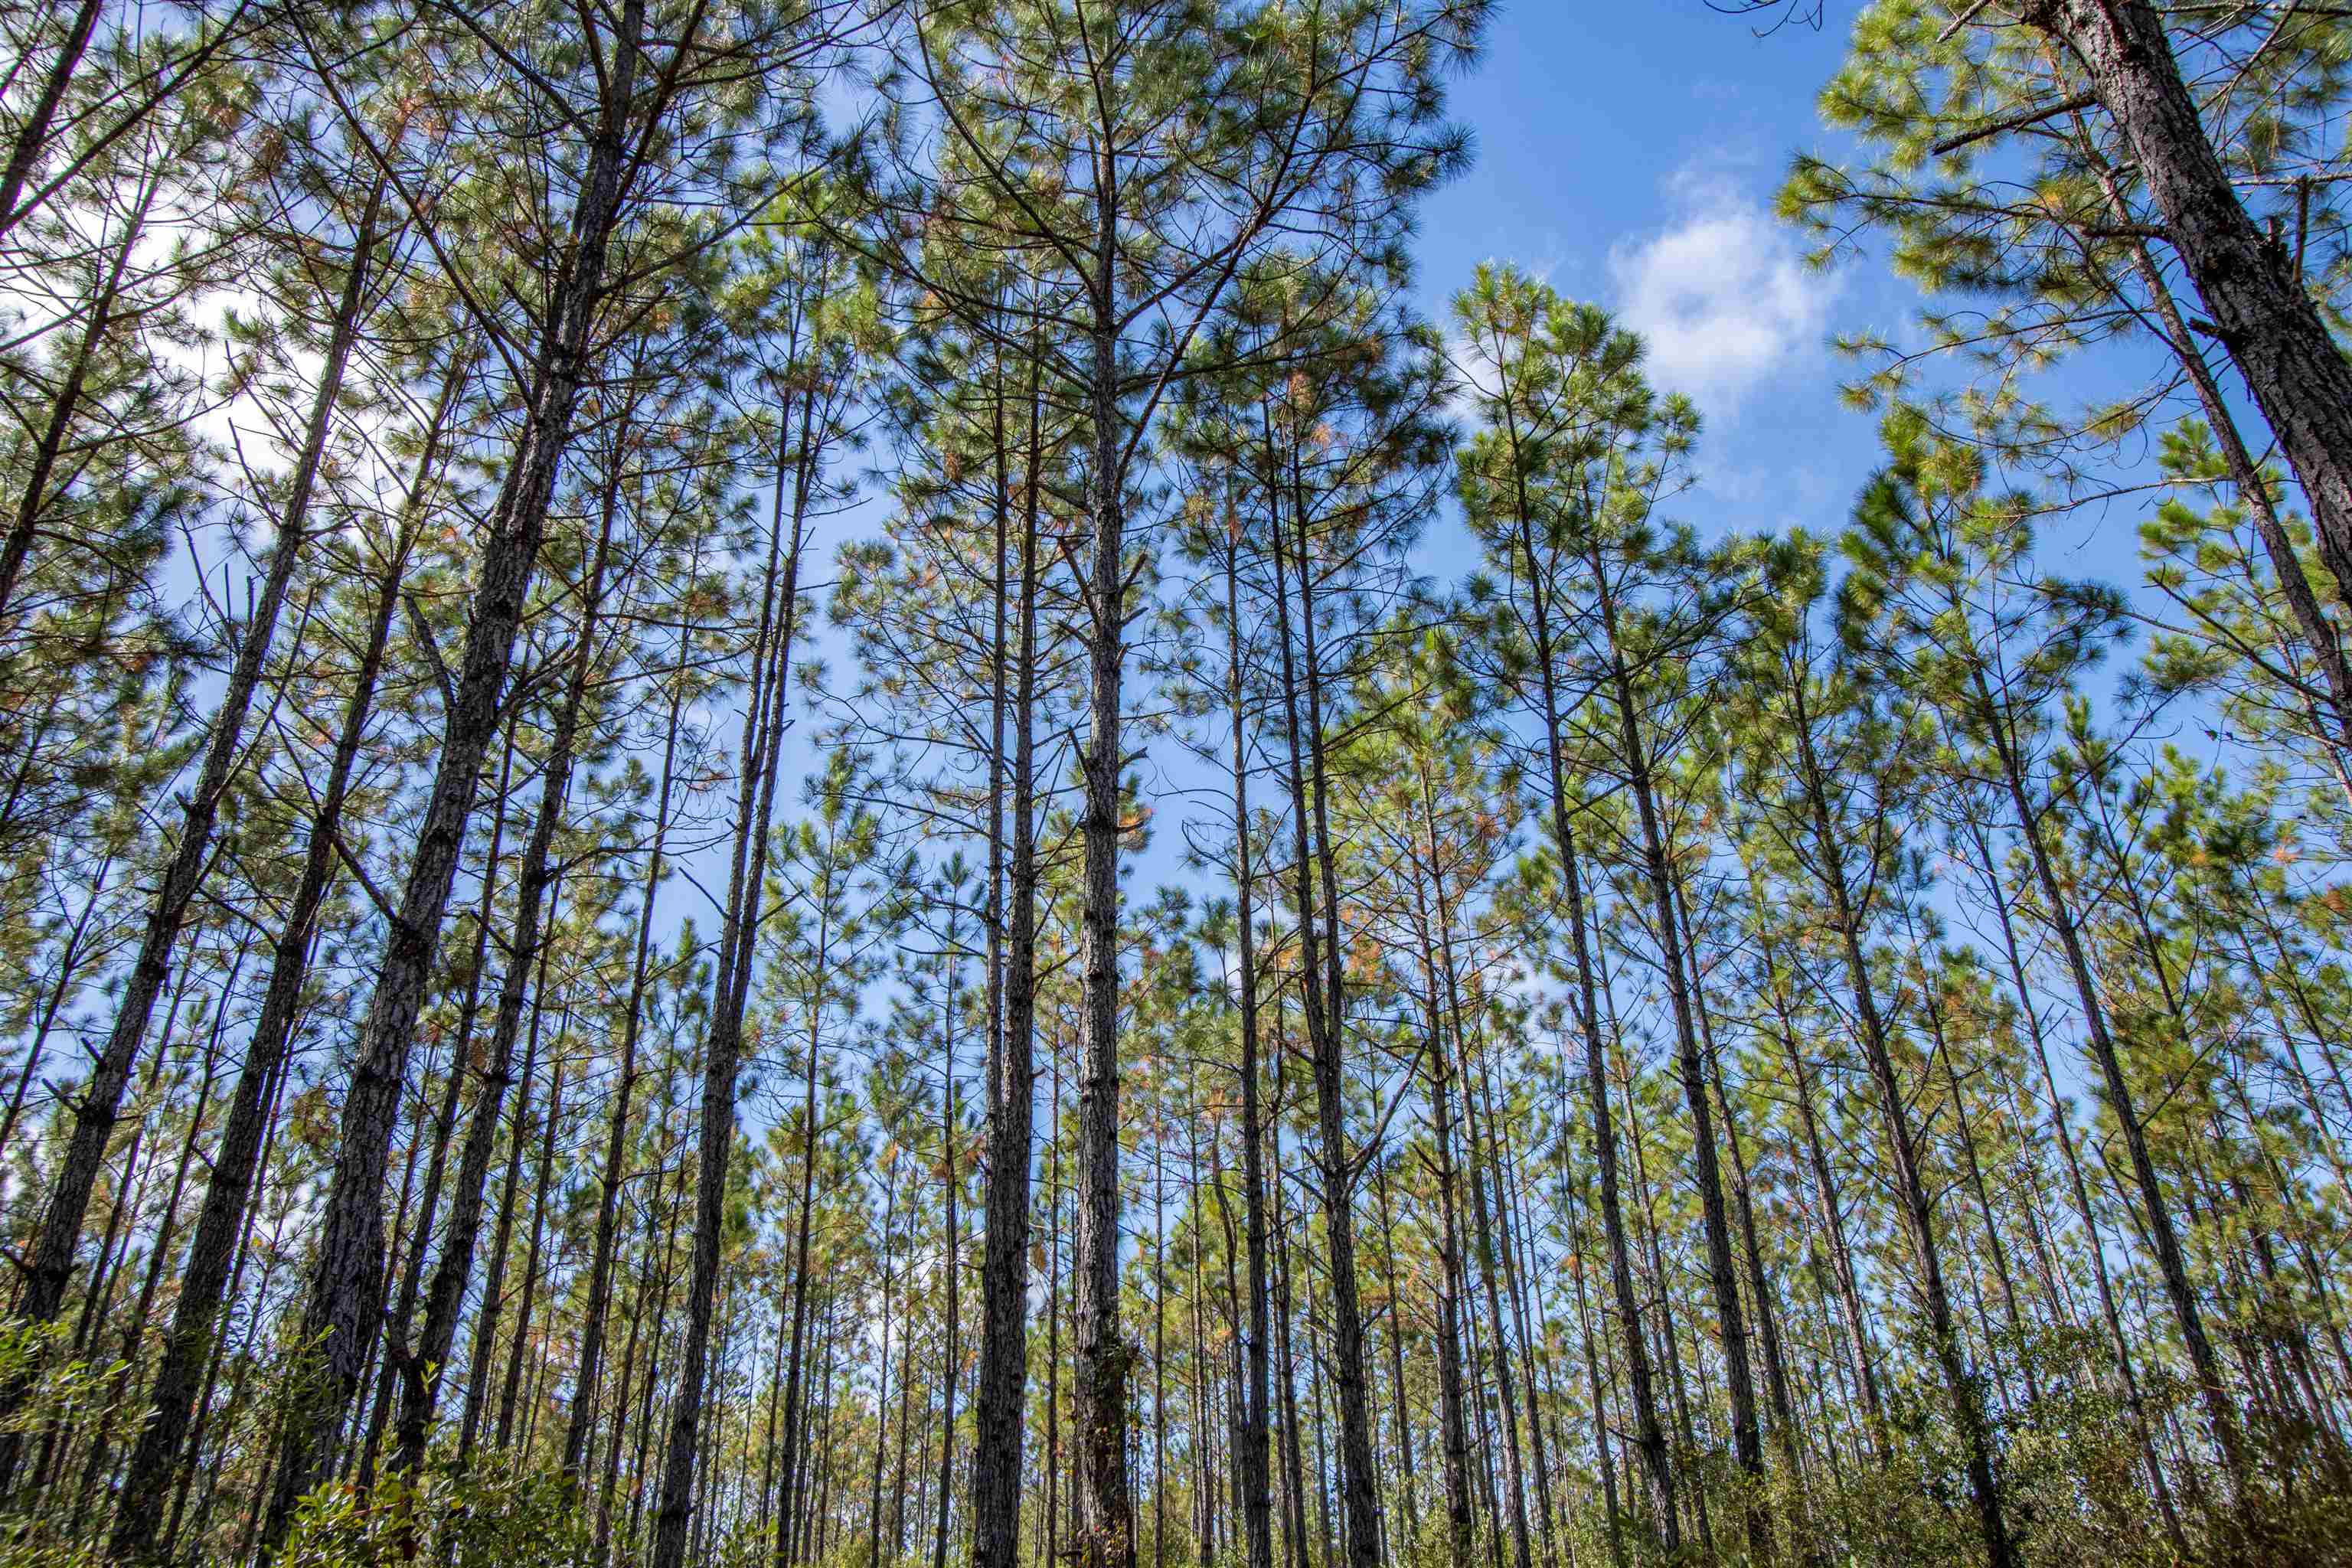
[1409,7,1886,538]
[1398,3,2177,609]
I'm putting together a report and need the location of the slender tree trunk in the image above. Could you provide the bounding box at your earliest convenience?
[1453,1023,1533,1568]
[1,186,387,1496]
[106,347,462,1562]
[498,1049,568,1448]
[2031,0,2352,608]
[567,615,691,1479]
[868,1171,900,1568]
[1505,491,1677,1552]
[1371,1157,1419,1550]
[772,874,839,1568]
[1976,665,2248,1484]
[1264,447,1381,1568]
[1224,532,1278,1568]
[933,946,963,1568]
[0,173,152,627]
[1561,1162,1626,1568]
[1407,906,1476,1568]
[259,11,647,1542]
[459,971,557,1462]
[397,475,620,1477]
[655,338,813,1568]
[972,332,1043,1568]
[0,851,115,1162]
[1269,1080,1313,1568]
[1785,677,2011,1567]
[1589,551,1766,1559]
[1476,1048,1561,1567]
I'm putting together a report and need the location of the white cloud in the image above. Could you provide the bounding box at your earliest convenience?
[1607,172,1837,416]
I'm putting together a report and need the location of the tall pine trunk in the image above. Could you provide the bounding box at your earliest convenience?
[565,613,691,1479]
[971,341,1043,1568]
[1072,224,1137,1568]
[258,11,647,1544]
[652,348,812,1568]
[1225,533,1277,1568]
[1786,675,2012,1568]
[1264,439,1382,1568]
[2033,0,2352,608]
[1,185,386,1494]
[1589,551,1767,1560]
[106,345,460,1563]
[394,483,618,1478]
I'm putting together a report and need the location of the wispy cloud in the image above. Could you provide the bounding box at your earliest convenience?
[1607,170,1836,417]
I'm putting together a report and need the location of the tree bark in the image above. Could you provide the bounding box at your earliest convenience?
[652,325,812,1568]
[1072,237,1137,1568]
[1224,529,1277,1568]
[1264,437,1382,1568]
[971,339,1043,1568]
[394,472,619,1478]
[1589,549,1766,1559]
[257,8,645,1543]
[565,612,690,1480]
[1,185,385,1494]
[2031,0,2352,609]
[1785,673,2012,1567]
[105,346,461,1560]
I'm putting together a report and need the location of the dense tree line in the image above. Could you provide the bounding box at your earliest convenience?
[2,2,2351,1566]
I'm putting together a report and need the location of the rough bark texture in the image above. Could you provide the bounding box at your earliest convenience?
[1072,292,1136,1568]
[0,0,103,237]
[971,352,1043,1568]
[391,497,611,1478]
[2036,0,2352,606]
[106,353,460,1563]
[257,15,642,1543]
[15,177,373,1326]
[2,181,381,1498]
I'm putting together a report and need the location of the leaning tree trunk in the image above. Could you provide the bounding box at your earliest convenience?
[105,349,462,1564]
[1788,678,2014,1568]
[0,0,103,238]
[258,11,644,1544]
[2034,0,2352,607]
[0,186,385,1497]
[0,162,153,626]
[1975,665,2249,1488]
[391,495,614,1478]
